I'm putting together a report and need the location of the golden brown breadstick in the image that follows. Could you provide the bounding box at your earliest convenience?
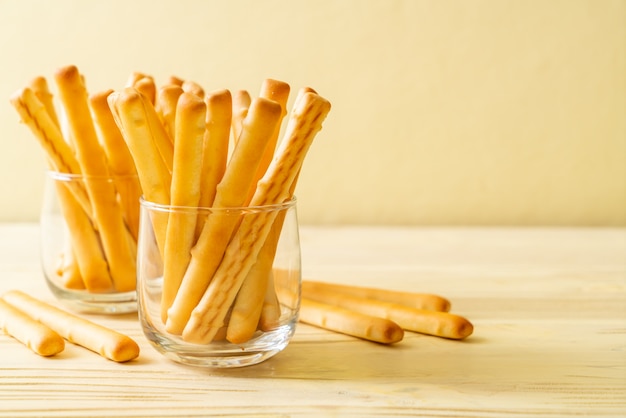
[90,89,142,241]
[53,181,114,292]
[9,88,91,215]
[109,88,172,254]
[165,97,283,335]
[302,287,473,340]
[155,84,184,144]
[133,76,156,105]
[28,76,61,128]
[0,298,65,357]
[302,281,451,312]
[182,80,205,98]
[299,298,404,344]
[194,89,231,237]
[58,243,85,290]
[231,89,250,144]
[160,92,207,322]
[182,92,331,344]
[2,291,140,362]
[54,65,136,293]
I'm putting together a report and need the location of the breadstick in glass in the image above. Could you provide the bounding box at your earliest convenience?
[165,97,282,335]
[182,92,331,344]
[299,298,404,344]
[231,90,251,145]
[90,89,142,241]
[302,281,451,312]
[155,84,184,144]
[54,65,136,293]
[2,291,140,362]
[303,287,473,340]
[0,298,65,357]
[108,88,172,254]
[160,92,207,322]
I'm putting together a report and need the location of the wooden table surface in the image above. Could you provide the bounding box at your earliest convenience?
[0,223,624,417]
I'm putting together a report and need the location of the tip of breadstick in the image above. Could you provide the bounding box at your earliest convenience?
[167,75,184,86]
[206,89,232,105]
[107,336,140,362]
[260,79,291,99]
[54,65,81,82]
[178,91,206,110]
[250,97,283,118]
[89,89,115,105]
[28,76,50,92]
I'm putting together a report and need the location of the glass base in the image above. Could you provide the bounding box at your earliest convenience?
[46,278,137,314]
[142,321,297,368]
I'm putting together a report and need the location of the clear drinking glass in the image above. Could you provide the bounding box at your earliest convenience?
[40,171,140,314]
[137,197,301,368]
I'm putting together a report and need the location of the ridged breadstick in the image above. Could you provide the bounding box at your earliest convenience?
[231,90,251,145]
[9,88,92,215]
[0,298,65,357]
[109,88,172,254]
[54,65,136,293]
[302,281,451,312]
[160,92,207,322]
[165,97,282,335]
[28,76,60,129]
[195,89,232,236]
[299,298,404,344]
[226,81,290,342]
[182,92,331,344]
[155,84,183,144]
[302,287,473,340]
[90,89,142,241]
[2,291,140,362]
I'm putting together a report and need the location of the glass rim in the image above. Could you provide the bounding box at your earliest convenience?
[46,170,138,181]
[140,196,297,214]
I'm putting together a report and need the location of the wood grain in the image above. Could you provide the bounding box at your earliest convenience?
[0,224,624,417]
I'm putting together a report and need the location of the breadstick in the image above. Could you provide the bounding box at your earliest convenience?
[182,92,331,343]
[155,84,183,144]
[166,75,184,87]
[58,242,85,290]
[54,65,136,293]
[53,181,114,292]
[302,281,451,312]
[161,92,207,322]
[125,71,150,87]
[90,89,142,241]
[9,88,92,215]
[133,76,156,105]
[299,298,404,344]
[0,298,65,357]
[2,291,140,362]
[302,287,473,340]
[231,90,250,145]
[108,88,172,254]
[182,80,205,98]
[28,76,60,128]
[165,97,282,335]
[195,89,231,237]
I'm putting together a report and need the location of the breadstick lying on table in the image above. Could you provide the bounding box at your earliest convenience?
[299,298,404,344]
[1,291,139,362]
[303,286,473,340]
[0,298,65,357]
[302,281,451,312]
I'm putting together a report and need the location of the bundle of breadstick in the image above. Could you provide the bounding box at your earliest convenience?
[0,290,139,362]
[299,280,473,344]
[10,65,143,293]
[107,73,331,345]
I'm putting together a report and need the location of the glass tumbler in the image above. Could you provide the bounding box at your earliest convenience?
[137,198,301,368]
[40,171,141,314]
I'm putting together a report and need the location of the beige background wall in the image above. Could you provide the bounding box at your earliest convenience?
[0,0,624,225]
